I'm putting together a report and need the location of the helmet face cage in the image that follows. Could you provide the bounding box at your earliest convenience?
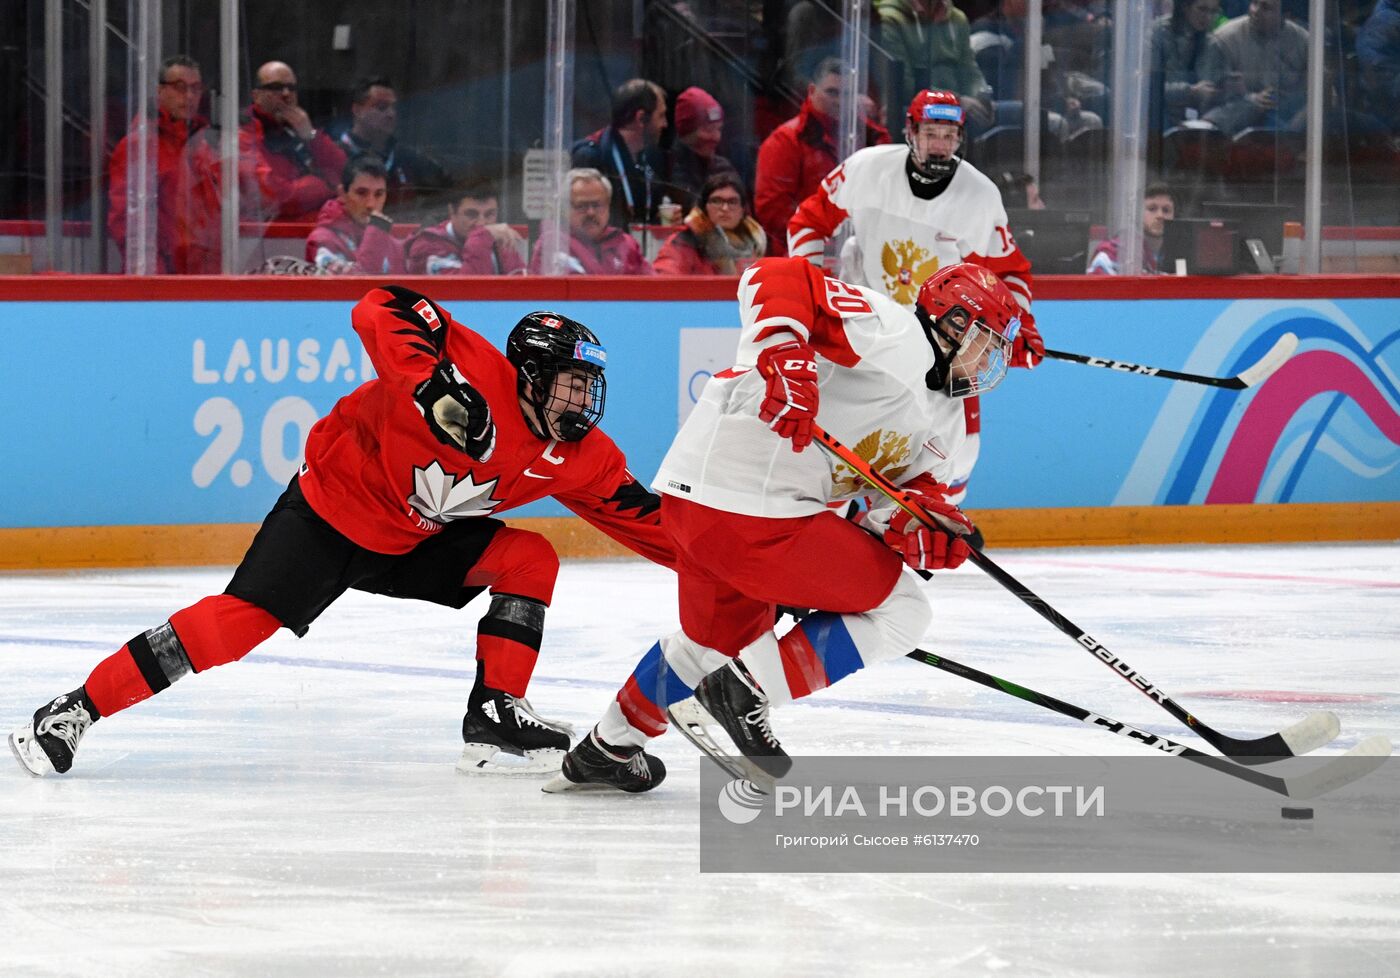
[508,312,608,441]
[906,90,965,181]
[915,265,1021,398]
[942,310,1019,399]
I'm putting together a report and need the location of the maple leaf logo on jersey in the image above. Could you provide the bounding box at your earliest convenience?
[881,240,940,306]
[408,461,502,524]
[832,429,911,496]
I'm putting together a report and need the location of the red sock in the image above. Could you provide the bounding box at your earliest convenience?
[85,594,280,718]
[477,635,540,697]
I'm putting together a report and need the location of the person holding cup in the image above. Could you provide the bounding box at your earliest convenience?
[654,173,769,276]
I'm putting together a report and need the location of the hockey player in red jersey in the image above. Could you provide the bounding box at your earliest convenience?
[786,89,1043,507]
[10,286,675,778]
[544,257,1024,793]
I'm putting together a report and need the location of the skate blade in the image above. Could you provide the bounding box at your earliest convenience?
[539,771,626,794]
[455,743,564,776]
[666,699,777,792]
[9,724,54,778]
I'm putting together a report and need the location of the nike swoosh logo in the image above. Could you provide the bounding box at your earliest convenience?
[936,233,958,242]
[523,468,551,480]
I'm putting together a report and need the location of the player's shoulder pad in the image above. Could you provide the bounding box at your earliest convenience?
[846,143,906,175]
[444,324,514,377]
[864,288,919,330]
[951,159,1002,198]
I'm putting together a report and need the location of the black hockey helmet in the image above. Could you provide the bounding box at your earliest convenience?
[507,311,608,441]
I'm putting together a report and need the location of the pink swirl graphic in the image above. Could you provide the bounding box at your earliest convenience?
[1206,351,1400,503]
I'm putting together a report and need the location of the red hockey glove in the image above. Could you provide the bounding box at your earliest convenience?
[757,339,819,452]
[413,360,496,461]
[1009,309,1044,369]
[883,476,974,571]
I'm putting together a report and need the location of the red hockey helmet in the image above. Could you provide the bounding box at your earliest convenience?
[906,89,965,182]
[914,263,1022,398]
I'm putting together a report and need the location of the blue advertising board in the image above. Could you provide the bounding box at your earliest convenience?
[0,292,1395,529]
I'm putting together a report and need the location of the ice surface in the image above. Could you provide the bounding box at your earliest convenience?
[2,542,1398,977]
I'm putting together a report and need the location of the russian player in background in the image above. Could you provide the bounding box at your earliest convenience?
[786,89,1042,507]
[544,257,1025,793]
[10,287,675,778]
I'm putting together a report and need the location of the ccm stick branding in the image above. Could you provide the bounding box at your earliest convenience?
[1082,712,1188,755]
[1084,356,1160,375]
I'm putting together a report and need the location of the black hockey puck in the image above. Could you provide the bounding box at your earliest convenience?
[1280,806,1314,820]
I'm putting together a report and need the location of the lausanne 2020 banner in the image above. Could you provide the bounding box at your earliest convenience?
[0,293,1396,529]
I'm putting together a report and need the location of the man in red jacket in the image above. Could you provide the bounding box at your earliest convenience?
[10,288,676,779]
[753,57,890,257]
[304,155,407,274]
[239,60,347,222]
[406,181,527,275]
[528,169,653,275]
[106,54,222,274]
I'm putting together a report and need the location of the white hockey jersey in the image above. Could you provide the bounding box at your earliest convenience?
[786,144,1032,313]
[653,257,966,518]
[785,145,1035,502]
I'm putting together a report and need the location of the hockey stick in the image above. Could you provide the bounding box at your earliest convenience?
[812,424,1340,763]
[1043,332,1297,389]
[905,647,1392,800]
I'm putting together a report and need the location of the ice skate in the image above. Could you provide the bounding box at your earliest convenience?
[457,667,574,775]
[542,727,666,793]
[10,688,98,777]
[682,659,792,781]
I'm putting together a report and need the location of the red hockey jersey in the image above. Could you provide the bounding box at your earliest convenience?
[299,287,675,566]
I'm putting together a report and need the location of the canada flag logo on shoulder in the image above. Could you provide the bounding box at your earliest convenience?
[412,299,441,329]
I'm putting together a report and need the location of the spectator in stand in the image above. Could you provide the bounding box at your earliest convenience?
[874,0,996,138]
[406,181,526,276]
[754,57,891,257]
[1357,0,1400,133]
[332,77,449,216]
[305,154,406,275]
[992,169,1046,210]
[1151,0,1223,130]
[241,60,347,222]
[653,172,768,276]
[107,54,221,274]
[968,2,1104,140]
[782,0,842,91]
[969,2,1027,103]
[1087,182,1177,275]
[528,168,653,276]
[571,79,668,230]
[1200,0,1308,136]
[663,87,737,212]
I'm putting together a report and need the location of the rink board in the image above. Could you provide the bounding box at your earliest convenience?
[0,276,1396,565]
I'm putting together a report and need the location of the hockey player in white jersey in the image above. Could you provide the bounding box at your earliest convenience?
[787,88,1042,506]
[544,256,1025,792]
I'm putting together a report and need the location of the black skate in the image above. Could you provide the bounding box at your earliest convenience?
[10,687,99,777]
[681,659,792,781]
[541,727,666,794]
[457,667,574,775]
